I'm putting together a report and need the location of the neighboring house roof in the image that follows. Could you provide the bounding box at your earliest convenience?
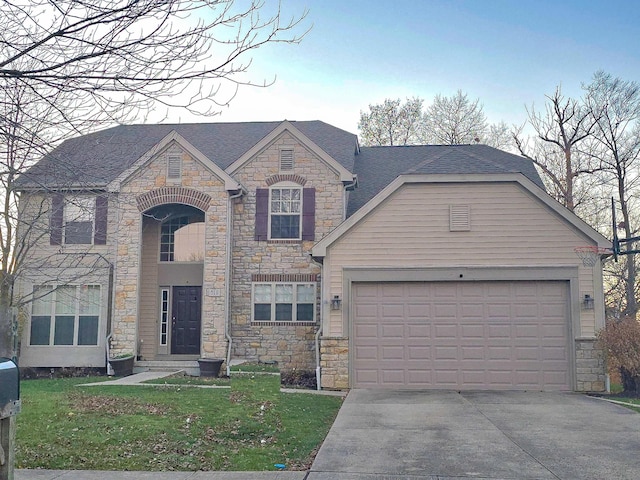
[348,144,546,217]
[15,120,358,189]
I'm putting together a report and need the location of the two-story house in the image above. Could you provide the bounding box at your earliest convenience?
[15,120,610,391]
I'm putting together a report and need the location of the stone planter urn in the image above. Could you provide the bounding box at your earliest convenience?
[109,355,135,377]
[198,358,224,377]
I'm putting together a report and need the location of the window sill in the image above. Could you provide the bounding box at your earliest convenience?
[251,321,317,327]
[265,239,302,244]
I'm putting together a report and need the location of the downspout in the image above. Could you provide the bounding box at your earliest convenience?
[342,175,358,219]
[225,187,245,376]
[105,255,115,375]
[309,254,324,391]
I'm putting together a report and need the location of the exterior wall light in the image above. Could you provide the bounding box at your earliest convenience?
[583,294,595,310]
[331,295,342,311]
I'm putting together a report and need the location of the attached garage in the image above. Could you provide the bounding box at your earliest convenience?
[352,280,571,390]
[312,171,611,392]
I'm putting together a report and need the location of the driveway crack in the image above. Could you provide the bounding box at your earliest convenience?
[459,393,561,480]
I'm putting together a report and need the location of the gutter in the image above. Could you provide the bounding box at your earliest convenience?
[342,175,358,220]
[225,187,245,376]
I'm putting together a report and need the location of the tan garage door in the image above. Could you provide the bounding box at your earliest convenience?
[352,281,570,390]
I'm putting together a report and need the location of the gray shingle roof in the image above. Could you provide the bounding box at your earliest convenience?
[17,121,545,220]
[348,144,545,217]
[16,121,358,189]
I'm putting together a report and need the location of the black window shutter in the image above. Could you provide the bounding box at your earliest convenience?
[94,195,108,245]
[50,193,64,245]
[302,188,315,241]
[255,188,269,241]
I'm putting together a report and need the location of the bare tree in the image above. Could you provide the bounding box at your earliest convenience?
[585,71,640,317]
[422,90,487,144]
[1,0,308,117]
[0,1,308,360]
[485,121,513,150]
[358,97,424,146]
[514,86,599,212]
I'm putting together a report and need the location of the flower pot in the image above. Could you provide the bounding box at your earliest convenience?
[109,355,134,377]
[198,358,224,377]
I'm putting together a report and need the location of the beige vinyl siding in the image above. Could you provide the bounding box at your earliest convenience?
[139,216,160,359]
[326,182,600,337]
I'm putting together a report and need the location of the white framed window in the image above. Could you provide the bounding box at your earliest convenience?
[64,196,95,244]
[279,148,294,171]
[29,285,101,346]
[269,186,302,239]
[252,282,315,322]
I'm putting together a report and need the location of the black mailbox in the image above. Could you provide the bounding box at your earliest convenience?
[0,357,20,418]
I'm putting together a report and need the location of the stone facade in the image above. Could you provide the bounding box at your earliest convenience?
[111,142,229,359]
[575,338,606,392]
[320,337,349,389]
[229,132,345,370]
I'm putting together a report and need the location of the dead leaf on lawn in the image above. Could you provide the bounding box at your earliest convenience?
[69,393,169,416]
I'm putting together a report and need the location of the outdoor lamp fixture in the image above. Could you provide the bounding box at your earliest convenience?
[583,294,595,310]
[331,295,342,311]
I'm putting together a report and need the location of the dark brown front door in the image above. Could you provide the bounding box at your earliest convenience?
[171,286,201,355]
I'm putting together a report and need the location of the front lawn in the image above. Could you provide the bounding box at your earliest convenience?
[16,373,342,471]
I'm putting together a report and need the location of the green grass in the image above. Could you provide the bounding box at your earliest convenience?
[16,375,342,471]
[143,373,231,386]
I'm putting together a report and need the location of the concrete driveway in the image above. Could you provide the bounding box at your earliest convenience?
[309,390,640,480]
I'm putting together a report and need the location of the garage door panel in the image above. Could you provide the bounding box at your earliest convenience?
[354,323,377,338]
[353,281,570,390]
[381,346,405,360]
[380,324,404,338]
[407,346,430,359]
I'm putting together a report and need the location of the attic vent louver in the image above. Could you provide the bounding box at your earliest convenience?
[280,149,294,171]
[449,205,470,231]
[167,152,182,179]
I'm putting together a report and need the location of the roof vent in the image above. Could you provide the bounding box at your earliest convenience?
[449,205,470,231]
[280,149,294,171]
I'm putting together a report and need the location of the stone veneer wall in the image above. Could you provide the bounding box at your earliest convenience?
[110,143,229,358]
[320,337,349,389]
[320,338,605,392]
[230,131,346,370]
[575,338,606,392]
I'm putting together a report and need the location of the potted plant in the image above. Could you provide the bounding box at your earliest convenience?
[198,357,224,377]
[109,353,135,377]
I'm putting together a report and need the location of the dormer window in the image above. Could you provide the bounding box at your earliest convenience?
[279,149,294,171]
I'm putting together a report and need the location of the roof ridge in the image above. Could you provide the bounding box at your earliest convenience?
[456,145,519,174]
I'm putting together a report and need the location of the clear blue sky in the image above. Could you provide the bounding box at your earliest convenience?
[166,0,640,135]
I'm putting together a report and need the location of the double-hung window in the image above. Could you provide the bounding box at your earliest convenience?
[269,187,302,239]
[254,186,315,242]
[64,196,95,244]
[253,283,316,322]
[29,285,101,346]
[50,194,108,246]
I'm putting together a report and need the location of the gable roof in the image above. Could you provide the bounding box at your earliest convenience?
[348,144,545,217]
[16,120,358,189]
[313,173,611,258]
[109,131,243,192]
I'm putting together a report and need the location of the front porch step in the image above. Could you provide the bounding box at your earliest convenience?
[135,360,200,376]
